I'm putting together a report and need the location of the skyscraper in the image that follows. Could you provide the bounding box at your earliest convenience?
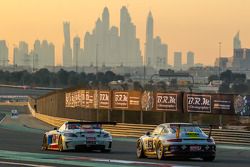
[13,41,29,67]
[145,11,168,69]
[174,52,182,70]
[0,40,9,66]
[73,35,81,70]
[233,31,241,49]
[63,22,72,67]
[145,11,154,66]
[187,51,194,68]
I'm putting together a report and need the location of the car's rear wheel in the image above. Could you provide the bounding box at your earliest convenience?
[203,156,215,161]
[58,136,64,152]
[136,140,146,158]
[41,135,48,150]
[156,142,165,160]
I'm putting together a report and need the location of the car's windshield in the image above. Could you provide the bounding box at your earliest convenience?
[66,123,101,130]
[170,126,201,133]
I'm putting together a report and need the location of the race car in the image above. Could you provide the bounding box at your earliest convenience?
[42,121,116,152]
[136,123,216,161]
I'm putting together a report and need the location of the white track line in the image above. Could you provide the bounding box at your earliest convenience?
[0,114,6,124]
[0,160,54,167]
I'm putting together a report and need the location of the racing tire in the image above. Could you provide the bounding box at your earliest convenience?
[136,140,146,158]
[156,142,165,160]
[41,135,48,150]
[58,136,64,152]
[203,156,215,161]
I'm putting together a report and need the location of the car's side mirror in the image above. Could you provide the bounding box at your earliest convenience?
[53,127,57,130]
[145,131,151,136]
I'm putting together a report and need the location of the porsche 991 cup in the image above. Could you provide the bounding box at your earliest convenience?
[42,121,116,152]
[136,123,216,161]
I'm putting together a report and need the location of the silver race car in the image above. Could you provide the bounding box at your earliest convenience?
[42,121,116,152]
[136,123,216,161]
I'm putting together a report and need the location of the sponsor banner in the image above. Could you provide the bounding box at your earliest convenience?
[85,90,98,109]
[141,91,154,111]
[212,94,234,114]
[156,93,178,111]
[234,95,250,116]
[112,91,129,109]
[185,93,235,114]
[99,91,111,109]
[186,93,212,113]
[65,90,85,108]
[128,91,141,111]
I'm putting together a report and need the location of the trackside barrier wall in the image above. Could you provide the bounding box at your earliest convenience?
[28,101,250,145]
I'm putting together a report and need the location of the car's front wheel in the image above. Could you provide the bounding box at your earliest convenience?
[136,140,146,158]
[203,156,215,161]
[156,142,165,160]
[58,136,64,152]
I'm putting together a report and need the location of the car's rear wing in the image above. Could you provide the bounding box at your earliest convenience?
[171,124,215,139]
[67,121,117,126]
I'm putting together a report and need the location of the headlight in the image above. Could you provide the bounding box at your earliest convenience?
[63,133,77,137]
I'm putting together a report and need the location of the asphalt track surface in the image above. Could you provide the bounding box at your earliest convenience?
[0,106,250,167]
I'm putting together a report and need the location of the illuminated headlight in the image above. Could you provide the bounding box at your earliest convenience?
[63,133,77,137]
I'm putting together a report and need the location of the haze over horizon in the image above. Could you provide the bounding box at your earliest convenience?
[0,0,250,66]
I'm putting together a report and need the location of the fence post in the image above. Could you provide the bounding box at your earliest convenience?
[163,112,166,123]
[189,113,192,123]
[108,110,111,122]
[122,110,125,123]
[140,110,143,124]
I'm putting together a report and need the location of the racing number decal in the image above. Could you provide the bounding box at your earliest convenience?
[148,140,153,149]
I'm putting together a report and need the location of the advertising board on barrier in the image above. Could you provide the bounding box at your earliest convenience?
[234,95,250,116]
[99,91,111,109]
[86,90,98,109]
[65,90,85,108]
[186,94,212,113]
[141,91,154,111]
[128,91,141,111]
[112,91,129,109]
[156,93,178,111]
[212,94,234,114]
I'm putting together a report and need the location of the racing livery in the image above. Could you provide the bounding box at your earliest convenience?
[136,123,216,161]
[42,121,116,152]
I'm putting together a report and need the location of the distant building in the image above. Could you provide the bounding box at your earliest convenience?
[214,57,229,72]
[233,31,241,49]
[145,11,168,69]
[174,52,182,70]
[13,41,29,67]
[73,36,81,69]
[83,6,142,67]
[0,40,8,66]
[186,51,194,68]
[233,48,250,70]
[62,22,72,67]
[32,40,55,68]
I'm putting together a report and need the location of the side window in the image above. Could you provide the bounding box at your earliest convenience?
[152,126,163,135]
[161,128,169,135]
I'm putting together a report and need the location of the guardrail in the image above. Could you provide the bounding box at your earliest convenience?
[27,102,250,146]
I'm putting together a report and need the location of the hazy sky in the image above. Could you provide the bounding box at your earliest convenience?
[0,0,250,66]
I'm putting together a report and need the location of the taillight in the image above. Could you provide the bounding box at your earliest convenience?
[207,138,214,142]
[167,139,182,142]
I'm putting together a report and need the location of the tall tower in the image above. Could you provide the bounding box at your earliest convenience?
[174,52,182,70]
[233,31,241,49]
[63,22,72,67]
[0,40,8,66]
[102,7,110,31]
[187,51,194,68]
[73,35,80,71]
[145,11,154,66]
